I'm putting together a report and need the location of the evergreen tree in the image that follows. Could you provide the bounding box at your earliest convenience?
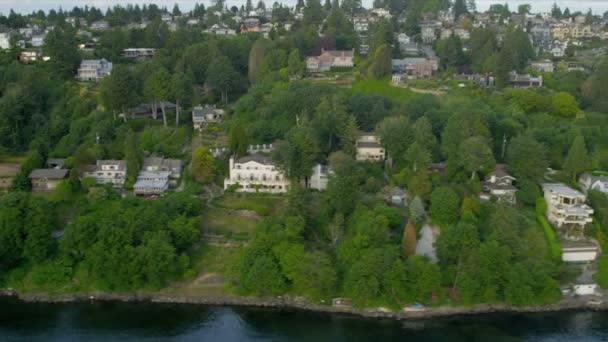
[563,136,591,181]
[401,221,417,258]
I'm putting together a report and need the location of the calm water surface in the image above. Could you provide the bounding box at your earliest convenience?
[2,298,608,341]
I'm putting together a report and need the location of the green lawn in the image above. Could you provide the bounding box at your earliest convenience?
[203,209,257,240]
[213,193,285,216]
[0,154,27,163]
[352,78,418,103]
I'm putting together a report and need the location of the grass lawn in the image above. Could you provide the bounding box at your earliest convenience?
[203,208,257,240]
[0,154,27,164]
[214,193,285,216]
[352,78,419,103]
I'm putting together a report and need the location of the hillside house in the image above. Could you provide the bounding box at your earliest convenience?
[29,169,69,192]
[542,183,594,229]
[77,59,112,82]
[123,48,156,60]
[530,59,555,73]
[82,160,127,189]
[224,154,290,193]
[510,72,543,87]
[356,135,385,162]
[306,49,354,72]
[480,164,518,204]
[133,171,170,196]
[579,173,608,195]
[392,58,439,78]
[142,157,182,185]
[306,164,331,191]
[192,105,225,129]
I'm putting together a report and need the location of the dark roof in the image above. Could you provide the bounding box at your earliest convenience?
[236,154,275,165]
[29,168,69,179]
[493,164,514,179]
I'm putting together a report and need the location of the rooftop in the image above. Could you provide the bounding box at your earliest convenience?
[542,183,585,198]
[235,154,275,165]
[29,168,69,179]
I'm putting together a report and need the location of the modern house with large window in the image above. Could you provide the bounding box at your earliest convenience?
[542,183,594,229]
[82,160,127,189]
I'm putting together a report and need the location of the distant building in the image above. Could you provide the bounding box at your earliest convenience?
[0,32,11,49]
[224,154,290,193]
[31,35,45,47]
[542,183,594,229]
[392,58,439,78]
[142,156,182,185]
[306,49,354,73]
[510,71,543,88]
[90,20,110,31]
[561,241,599,263]
[306,164,331,191]
[480,164,518,204]
[123,48,156,60]
[579,173,608,195]
[241,18,261,32]
[82,160,127,189]
[0,163,21,190]
[19,49,43,63]
[388,187,407,206]
[355,135,385,162]
[29,169,69,192]
[133,171,171,196]
[420,21,441,44]
[77,59,113,82]
[192,105,225,129]
[205,24,236,36]
[530,59,555,73]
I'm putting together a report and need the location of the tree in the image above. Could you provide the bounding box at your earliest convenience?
[327,151,359,214]
[401,221,417,258]
[124,128,141,189]
[192,145,216,184]
[405,142,431,173]
[99,64,138,121]
[454,0,468,18]
[44,26,79,79]
[409,196,426,227]
[563,136,591,181]
[430,187,460,226]
[229,122,249,157]
[144,68,171,126]
[506,134,548,181]
[458,136,495,179]
[496,43,514,88]
[287,49,305,77]
[436,35,466,69]
[518,4,531,14]
[248,39,266,83]
[207,55,238,104]
[551,92,578,117]
[369,44,392,79]
[171,71,194,126]
[303,0,324,27]
[376,116,412,167]
[413,116,436,153]
[273,126,319,182]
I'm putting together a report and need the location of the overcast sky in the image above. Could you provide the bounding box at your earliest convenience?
[1,0,607,15]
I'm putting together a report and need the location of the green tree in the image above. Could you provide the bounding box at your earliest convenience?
[229,122,249,157]
[287,49,304,77]
[273,126,319,182]
[44,26,79,79]
[171,71,194,126]
[207,55,238,104]
[369,44,392,79]
[506,134,548,181]
[458,136,495,179]
[192,145,216,184]
[124,128,141,189]
[454,0,468,18]
[248,39,267,83]
[409,196,426,227]
[551,92,578,117]
[401,221,417,258]
[430,187,460,226]
[99,64,138,121]
[563,135,591,181]
[144,67,171,126]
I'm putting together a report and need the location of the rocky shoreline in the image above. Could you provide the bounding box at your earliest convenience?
[1,288,606,320]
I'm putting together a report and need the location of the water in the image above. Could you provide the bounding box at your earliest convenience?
[2,0,608,15]
[2,298,608,341]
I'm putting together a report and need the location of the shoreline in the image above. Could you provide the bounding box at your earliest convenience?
[1,288,607,320]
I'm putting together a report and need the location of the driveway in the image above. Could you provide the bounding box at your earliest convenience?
[416,224,439,263]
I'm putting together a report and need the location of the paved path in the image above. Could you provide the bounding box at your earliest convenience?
[416,224,439,263]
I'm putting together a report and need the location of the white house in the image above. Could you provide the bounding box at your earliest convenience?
[480,164,518,204]
[192,105,225,129]
[356,135,385,162]
[0,33,11,49]
[542,183,594,229]
[90,20,110,31]
[31,35,45,47]
[307,164,331,191]
[530,59,555,73]
[76,59,113,82]
[82,160,127,189]
[224,154,290,193]
[579,173,608,195]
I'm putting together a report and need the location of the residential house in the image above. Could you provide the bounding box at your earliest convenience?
[133,171,170,196]
[123,48,156,60]
[241,18,261,32]
[0,32,11,49]
[579,173,608,194]
[205,24,236,36]
[542,183,594,229]
[77,59,113,82]
[480,164,518,204]
[47,158,66,169]
[370,8,391,19]
[90,20,109,31]
[306,49,355,72]
[142,156,182,185]
[530,59,555,73]
[306,164,331,191]
[161,14,173,23]
[82,160,127,189]
[420,21,441,44]
[31,35,45,47]
[392,58,439,78]
[510,72,543,87]
[0,163,20,190]
[550,41,568,58]
[530,24,552,50]
[224,154,290,193]
[127,101,176,120]
[19,49,43,63]
[29,169,69,192]
[192,105,225,129]
[353,16,370,32]
[355,135,385,162]
[388,187,407,206]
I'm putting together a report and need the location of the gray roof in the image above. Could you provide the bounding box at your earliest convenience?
[542,183,584,198]
[236,154,275,165]
[29,168,69,179]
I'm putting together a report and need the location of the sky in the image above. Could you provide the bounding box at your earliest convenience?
[1,0,608,15]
